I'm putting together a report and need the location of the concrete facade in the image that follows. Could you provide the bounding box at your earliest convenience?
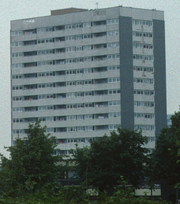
[11,6,166,154]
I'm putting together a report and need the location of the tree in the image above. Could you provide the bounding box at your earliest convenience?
[72,128,149,190]
[151,112,180,186]
[0,121,64,195]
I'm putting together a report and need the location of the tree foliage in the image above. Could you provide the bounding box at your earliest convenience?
[151,112,180,186]
[72,128,149,190]
[0,121,64,195]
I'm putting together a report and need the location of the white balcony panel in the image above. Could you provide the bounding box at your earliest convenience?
[133,71,154,79]
[57,142,90,151]
[12,71,120,86]
[133,48,153,55]
[134,83,154,90]
[133,59,154,67]
[54,129,113,140]
[134,118,155,125]
[132,25,153,33]
[12,106,121,118]
[133,36,153,44]
[134,106,154,113]
[12,95,121,108]
[134,95,154,102]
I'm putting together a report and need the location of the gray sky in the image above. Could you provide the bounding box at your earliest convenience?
[0,0,179,156]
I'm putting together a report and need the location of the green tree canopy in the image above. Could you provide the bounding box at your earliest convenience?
[0,121,64,195]
[72,128,149,191]
[151,112,180,186]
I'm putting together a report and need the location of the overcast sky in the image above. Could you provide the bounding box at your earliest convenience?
[0,0,179,156]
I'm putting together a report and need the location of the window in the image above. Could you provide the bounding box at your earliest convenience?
[11,30,23,36]
[107,19,119,25]
[37,50,53,55]
[25,107,37,112]
[133,66,153,72]
[84,68,92,73]
[94,44,107,49]
[67,127,76,132]
[84,114,93,119]
[135,125,155,131]
[83,45,92,51]
[76,58,84,63]
[95,102,108,107]
[24,62,37,68]
[67,115,76,120]
[84,103,94,108]
[66,47,76,52]
[77,115,84,120]
[85,126,93,131]
[108,77,120,83]
[24,51,37,57]
[95,90,108,96]
[76,46,83,51]
[107,42,119,48]
[107,30,119,36]
[94,55,107,61]
[85,91,94,96]
[66,58,76,63]
[132,19,153,26]
[23,29,36,35]
[133,32,153,38]
[12,63,23,69]
[77,104,84,108]
[134,78,154,84]
[109,101,121,106]
[77,127,84,132]
[76,92,84,97]
[93,20,106,26]
[55,59,65,64]
[83,34,91,39]
[12,74,22,79]
[94,32,106,38]
[133,54,154,61]
[75,23,83,28]
[109,125,118,130]
[37,60,53,66]
[108,89,120,94]
[85,79,93,84]
[66,93,76,98]
[54,25,65,31]
[83,22,91,27]
[12,52,23,58]
[108,54,119,59]
[11,41,23,47]
[13,107,23,112]
[37,27,53,33]
[109,112,120,118]
[12,85,23,90]
[95,125,108,131]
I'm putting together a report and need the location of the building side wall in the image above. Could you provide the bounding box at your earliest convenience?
[120,16,134,129]
[153,20,167,136]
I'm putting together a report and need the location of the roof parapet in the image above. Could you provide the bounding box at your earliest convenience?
[51,8,88,15]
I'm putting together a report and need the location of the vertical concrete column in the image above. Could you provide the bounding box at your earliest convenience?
[119,16,134,130]
[153,20,167,136]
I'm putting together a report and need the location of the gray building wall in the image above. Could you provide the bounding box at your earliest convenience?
[120,16,134,129]
[153,20,167,136]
